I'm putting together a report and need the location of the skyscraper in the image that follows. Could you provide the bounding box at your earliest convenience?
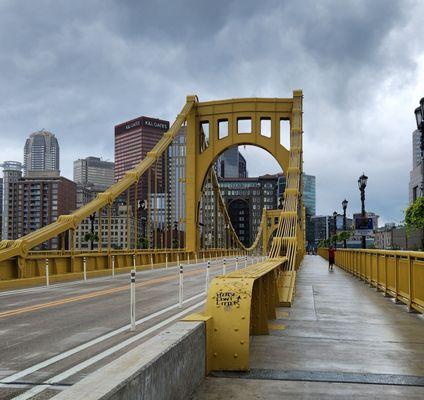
[24,129,60,177]
[1,161,23,240]
[114,116,169,202]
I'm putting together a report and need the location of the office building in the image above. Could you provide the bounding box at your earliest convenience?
[216,174,279,246]
[73,157,115,208]
[277,172,316,248]
[1,161,23,240]
[73,157,114,191]
[75,204,134,250]
[24,129,60,177]
[216,147,247,178]
[5,176,76,249]
[114,116,169,204]
[312,214,353,247]
[166,127,186,236]
[409,129,422,203]
[0,178,2,240]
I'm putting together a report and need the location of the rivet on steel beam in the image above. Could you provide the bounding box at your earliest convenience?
[234,353,238,358]
[234,328,238,332]
[240,340,245,345]
[241,316,245,319]
[213,353,218,357]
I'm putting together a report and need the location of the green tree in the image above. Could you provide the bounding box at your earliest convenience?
[137,236,149,249]
[405,197,424,249]
[84,232,98,249]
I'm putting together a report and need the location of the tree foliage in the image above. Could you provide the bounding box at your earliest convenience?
[405,197,424,230]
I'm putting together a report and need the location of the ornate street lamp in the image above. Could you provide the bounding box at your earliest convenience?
[333,211,337,247]
[342,199,348,248]
[414,98,424,196]
[358,173,368,249]
[89,212,96,251]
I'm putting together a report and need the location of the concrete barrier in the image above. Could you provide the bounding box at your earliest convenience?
[52,321,205,400]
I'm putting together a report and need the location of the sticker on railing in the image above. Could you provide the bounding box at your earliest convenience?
[216,291,241,309]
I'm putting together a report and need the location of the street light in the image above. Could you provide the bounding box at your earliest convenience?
[358,173,368,249]
[342,199,348,248]
[333,211,337,247]
[414,98,424,196]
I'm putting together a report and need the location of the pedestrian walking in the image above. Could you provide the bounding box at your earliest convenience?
[328,246,336,271]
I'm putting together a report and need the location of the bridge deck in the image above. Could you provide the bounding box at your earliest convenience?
[193,255,424,399]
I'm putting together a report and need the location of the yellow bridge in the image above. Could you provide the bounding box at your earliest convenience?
[1,92,423,399]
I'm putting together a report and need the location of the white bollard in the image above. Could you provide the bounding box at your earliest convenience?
[187,253,190,265]
[83,256,87,281]
[245,255,247,268]
[179,264,184,308]
[150,255,154,270]
[45,258,50,287]
[205,260,210,292]
[203,253,205,263]
[132,254,136,270]
[195,253,198,264]
[223,258,226,275]
[177,253,180,266]
[166,254,168,269]
[130,269,136,331]
[112,255,115,277]
[235,256,238,271]
[251,257,254,265]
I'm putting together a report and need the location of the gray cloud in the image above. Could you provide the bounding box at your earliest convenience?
[0,0,423,225]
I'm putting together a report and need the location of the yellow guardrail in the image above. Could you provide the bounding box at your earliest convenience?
[318,248,424,314]
[0,249,238,289]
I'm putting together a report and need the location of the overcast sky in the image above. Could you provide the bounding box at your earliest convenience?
[0,0,423,225]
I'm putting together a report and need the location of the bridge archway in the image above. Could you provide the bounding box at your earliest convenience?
[185,94,301,252]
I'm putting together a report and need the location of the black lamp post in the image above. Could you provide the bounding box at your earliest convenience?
[89,212,96,250]
[414,98,424,196]
[358,173,368,249]
[333,211,337,247]
[342,199,348,248]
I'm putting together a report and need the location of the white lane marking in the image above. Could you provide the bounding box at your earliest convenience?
[0,257,240,297]
[11,300,206,400]
[0,292,205,385]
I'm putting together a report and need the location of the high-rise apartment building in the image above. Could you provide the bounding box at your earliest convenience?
[114,116,169,203]
[24,129,60,177]
[5,176,76,249]
[1,161,23,240]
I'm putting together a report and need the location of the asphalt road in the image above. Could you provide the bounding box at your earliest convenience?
[0,255,258,400]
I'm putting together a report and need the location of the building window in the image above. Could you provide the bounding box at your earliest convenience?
[237,118,251,134]
[413,186,418,202]
[260,117,271,137]
[218,119,229,139]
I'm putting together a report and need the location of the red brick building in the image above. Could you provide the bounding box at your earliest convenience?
[6,176,76,249]
[114,116,169,203]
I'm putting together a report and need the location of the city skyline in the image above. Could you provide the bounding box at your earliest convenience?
[0,1,423,226]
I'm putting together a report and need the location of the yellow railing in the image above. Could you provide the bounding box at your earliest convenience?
[318,248,424,314]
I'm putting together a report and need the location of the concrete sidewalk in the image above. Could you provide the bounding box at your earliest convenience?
[193,255,424,399]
